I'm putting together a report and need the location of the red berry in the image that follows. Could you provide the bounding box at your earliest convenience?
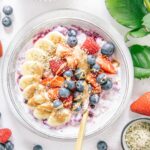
[50,76,65,88]
[0,128,12,144]
[61,95,73,109]
[49,59,69,75]
[81,37,100,54]
[96,54,116,74]
[130,92,150,116]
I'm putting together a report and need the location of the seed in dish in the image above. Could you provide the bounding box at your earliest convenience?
[17,25,120,128]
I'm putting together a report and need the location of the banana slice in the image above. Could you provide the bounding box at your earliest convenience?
[26,48,48,63]
[21,61,44,77]
[27,93,48,107]
[37,102,54,113]
[34,38,56,55]
[19,75,40,90]
[23,83,37,100]
[33,108,51,120]
[47,108,71,127]
[46,31,66,45]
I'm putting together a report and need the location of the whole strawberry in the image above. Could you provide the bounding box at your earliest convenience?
[0,128,12,144]
[130,92,150,116]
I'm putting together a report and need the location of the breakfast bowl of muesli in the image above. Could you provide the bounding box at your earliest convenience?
[1,9,133,140]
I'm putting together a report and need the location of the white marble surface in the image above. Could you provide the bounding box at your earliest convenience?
[0,0,150,150]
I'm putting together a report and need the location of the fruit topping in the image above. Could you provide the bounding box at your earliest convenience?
[101,79,113,90]
[64,80,76,90]
[59,88,71,98]
[49,59,68,75]
[82,37,100,54]
[101,42,115,57]
[89,94,100,105]
[76,80,85,92]
[87,55,96,66]
[75,68,86,80]
[67,36,78,47]
[96,55,116,74]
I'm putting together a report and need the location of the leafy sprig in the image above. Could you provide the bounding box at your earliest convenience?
[105,0,150,79]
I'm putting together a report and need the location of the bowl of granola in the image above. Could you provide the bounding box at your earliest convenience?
[1,9,133,140]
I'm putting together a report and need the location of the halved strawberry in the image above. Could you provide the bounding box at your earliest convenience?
[50,76,65,88]
[0,41,3,57]
[48,88,59,100]
[0,128,12,144]
[49,59,69,75]
[81,37,100,54]
[61,95,73,109]
[96,54,116,74]
[130,92,150,116]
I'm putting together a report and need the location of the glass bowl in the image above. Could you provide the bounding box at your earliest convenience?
[1,9,133,140]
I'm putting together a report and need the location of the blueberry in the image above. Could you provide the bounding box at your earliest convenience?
[101,42,115,57]
[63,70,73,78]
[33,145,43,150]
[89,94,100,105]
[2,16,12,27]
[91,64,100,73]
[68,29,77,37]
[3,5,13,15]
[96,73,107,85]
[76,80,85,92]
[97,141,108,150]
[64,80,76,90]
[87,55,96,65]
[5,141,14,150]
[53,100,63,108]
[59,88,70,98]
[0,144,5,150]
[67,36,78,47]
[75,68,86,80]
[101,79,113,90]
[74,91,82,101]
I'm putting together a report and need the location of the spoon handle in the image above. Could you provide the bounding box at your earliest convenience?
[75,110,89,150]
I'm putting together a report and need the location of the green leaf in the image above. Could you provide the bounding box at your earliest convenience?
[134,67,150,79]
[144,0,150,12]
[105,0,147,29]
[143,13,150,31]
[128,27,149,38]
[129,45,150,79]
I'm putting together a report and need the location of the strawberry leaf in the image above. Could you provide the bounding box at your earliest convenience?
[128,27,149,38]
[143,13,150,31]
[105,0,147,29]
[129,45,150,79]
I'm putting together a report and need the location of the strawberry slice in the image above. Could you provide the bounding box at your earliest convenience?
[48,88,59,100]
[0,41,3,57]
[49,59,69,75]
[130,92,150,116]
[61,95,73,109]
[50,76,65,88]
[81,37,100,54]
[41,77,53,86]
[0,128,12,144]
[96,54,116,74]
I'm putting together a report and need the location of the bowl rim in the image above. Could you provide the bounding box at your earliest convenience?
[121,117,150,150]
[1,8,134,141]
